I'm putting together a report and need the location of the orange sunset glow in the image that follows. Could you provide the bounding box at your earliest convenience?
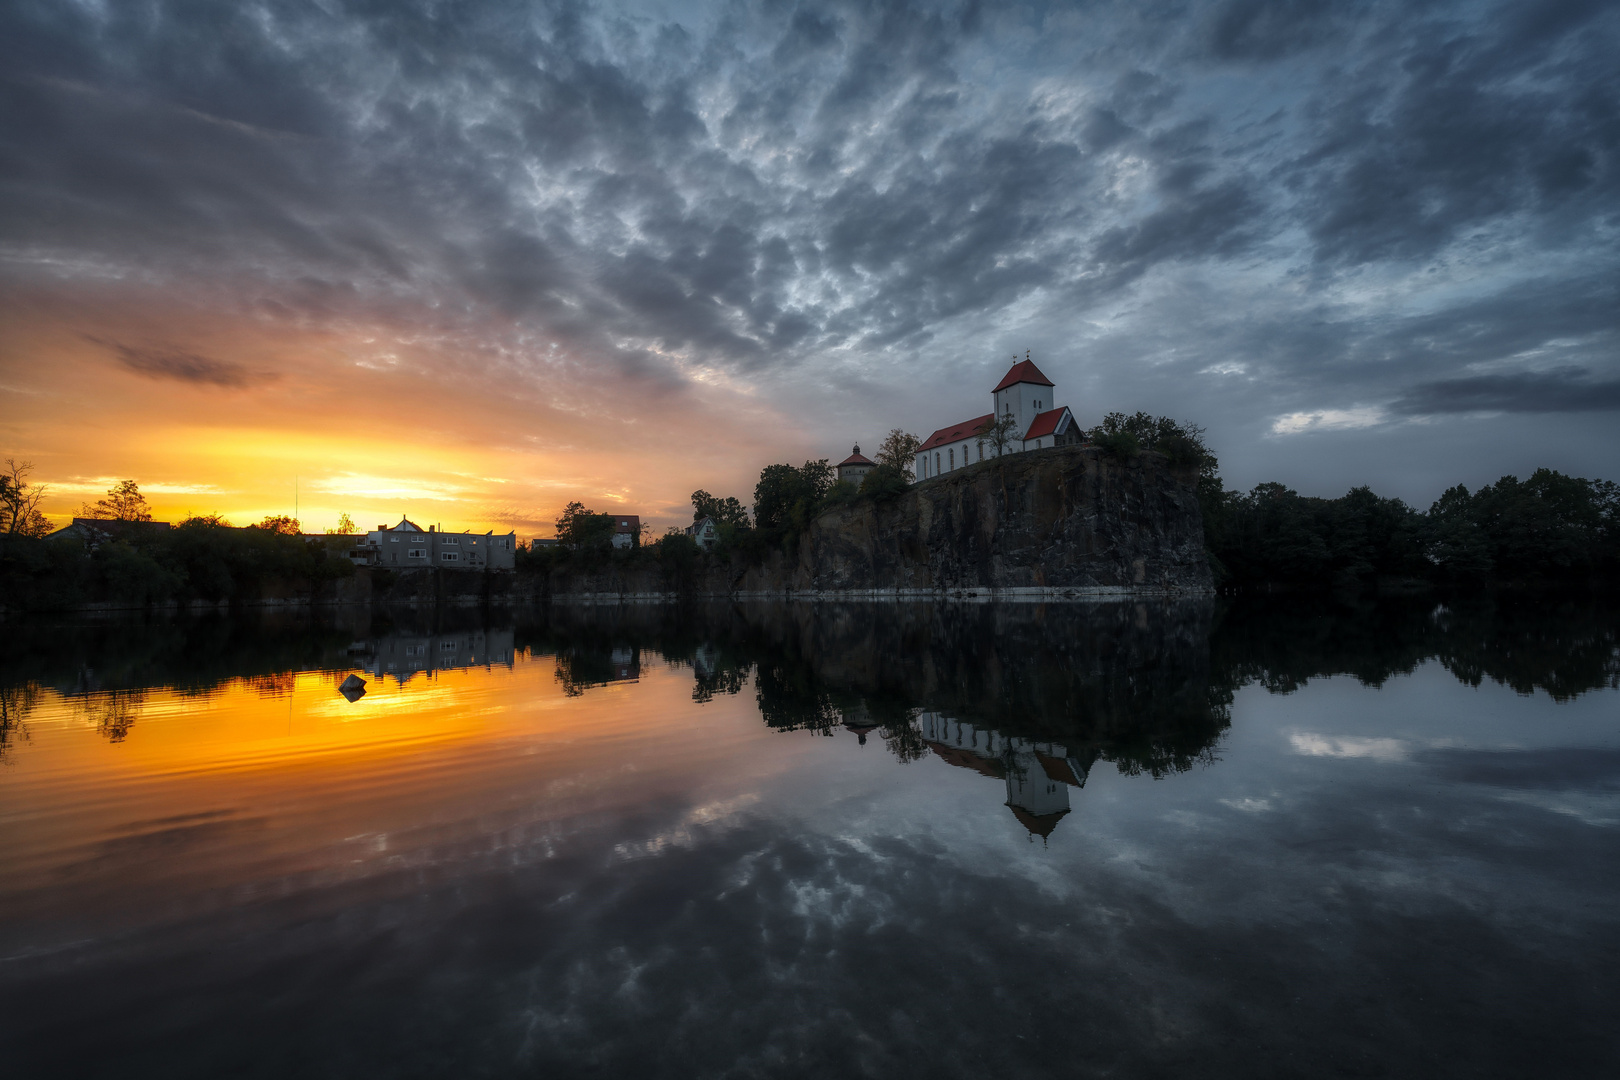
[2,282,817,536]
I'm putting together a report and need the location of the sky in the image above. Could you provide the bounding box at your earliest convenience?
[1,0,1616,536]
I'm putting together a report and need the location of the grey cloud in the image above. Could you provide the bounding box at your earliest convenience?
[97,340,273,388]
[1391,367,1620,416]
[3,0,1620,490]
[1295,1,1620,267]
[1201,0,1345,61]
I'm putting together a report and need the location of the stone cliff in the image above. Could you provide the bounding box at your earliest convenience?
[790,444,1210,597]
[547,445,1212,600]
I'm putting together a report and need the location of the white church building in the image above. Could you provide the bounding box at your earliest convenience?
[914,357,1083,481]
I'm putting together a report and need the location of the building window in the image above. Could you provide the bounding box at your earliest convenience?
[935,452,941,473]
[408,549,426,559]
[443,536,459,545]
[948,448,954,469]
[390,537,399,543]
[411,536,425,544]
[442,552,459,562]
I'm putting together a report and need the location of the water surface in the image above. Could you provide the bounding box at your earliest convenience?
[1,598,1616,1077]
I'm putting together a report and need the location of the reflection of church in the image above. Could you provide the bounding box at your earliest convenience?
[915,711,1096,841]
[353,629,516,682]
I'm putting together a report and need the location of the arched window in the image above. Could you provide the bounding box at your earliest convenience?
[948,448,954,469]
[935,451,941,474]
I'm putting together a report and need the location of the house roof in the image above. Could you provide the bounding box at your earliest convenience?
[47,517,171,540]
[1022,406,1074,441]
[838,446,874,467]
[928,742,1006,779]
[919,413,994,452]
[613,515,640,533]
[1037,751,1083,787]
[992,359,1054,392]
[379,517,423,533]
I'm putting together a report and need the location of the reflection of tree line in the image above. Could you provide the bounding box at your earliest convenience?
[0,595,1614,762]
[1211,593,1620,702]
[0,607,502,750]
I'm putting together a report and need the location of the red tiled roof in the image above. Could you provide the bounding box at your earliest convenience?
[613,515,641,534]
[1037,751,1082,787]
[928,742,1006,779]
[992,359,1054,392]
[1022,406,1073,441]
[838,449,874,466]
[919,413,993,452]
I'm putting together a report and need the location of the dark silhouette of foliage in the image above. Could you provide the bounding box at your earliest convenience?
[80,479,151,522]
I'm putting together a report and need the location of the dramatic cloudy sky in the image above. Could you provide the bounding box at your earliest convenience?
[1,0,1616,532]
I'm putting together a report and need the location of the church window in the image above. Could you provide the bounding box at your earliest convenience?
[949,448,954,469]
[935,452,941,473]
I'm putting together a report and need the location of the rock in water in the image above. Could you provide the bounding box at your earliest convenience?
[339,673,367,702]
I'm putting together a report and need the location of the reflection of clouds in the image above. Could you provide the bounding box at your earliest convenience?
[1496,791,1620,828]
[1289,733,1408,760]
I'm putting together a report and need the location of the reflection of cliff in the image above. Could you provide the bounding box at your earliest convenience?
[736,601,1231,781]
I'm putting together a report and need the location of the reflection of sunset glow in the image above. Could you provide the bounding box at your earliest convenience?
[0,654,811,940]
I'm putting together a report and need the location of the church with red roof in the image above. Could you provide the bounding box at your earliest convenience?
[914,355,1082,481]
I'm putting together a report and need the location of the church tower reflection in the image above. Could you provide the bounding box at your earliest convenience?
[915,711,1097,841]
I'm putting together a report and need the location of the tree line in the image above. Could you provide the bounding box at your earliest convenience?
[7,420,1619,609]
[0,476,356,609]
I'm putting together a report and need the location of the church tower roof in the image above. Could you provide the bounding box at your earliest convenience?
[992,358,1054,392]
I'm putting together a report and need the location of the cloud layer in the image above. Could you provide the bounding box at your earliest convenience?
[2,0,1618,519]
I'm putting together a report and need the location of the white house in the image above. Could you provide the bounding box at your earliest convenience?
[686,516,718,550]
[361,516,517,570]
[914,358,1083,481]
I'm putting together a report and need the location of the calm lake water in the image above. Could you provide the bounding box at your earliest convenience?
[1,597,1617,1078]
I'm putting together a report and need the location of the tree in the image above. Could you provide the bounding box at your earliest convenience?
[81,479,152,522]
[753,460,833,533]
[857,463,908,500]
[1,459,51,536]
[328,512,357,535]
[256,515,302,535]
[975,414,1020,458]
[875,429,922,481]
[555,501,616,549]
[691,490,750,527]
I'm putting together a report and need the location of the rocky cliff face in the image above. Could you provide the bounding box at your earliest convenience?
[545,445,1211,600]
[788,445,1211,597]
